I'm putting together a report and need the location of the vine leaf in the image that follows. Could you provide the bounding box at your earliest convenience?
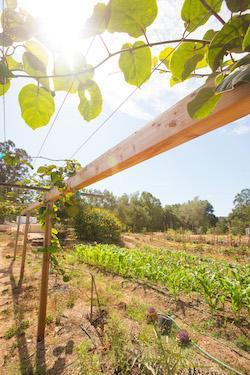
[6,55,23,70]
[18,84,55,129]
[170,42,207,82]
[53,54,94,93]
[23,52,50,89]
[0,80,11,96]
[25,40,49,66]
[0,62,13,84]
[243,27,250,51]
[159,47,174,69]
[215,65,250,93]
[78,80,102,121]
[225,0,250,12]
[187,87,221,119]
[2,9,36,42]
[107,0,158,38]
[208,15,250,71]
[181,0,222,32]
[119,41,152,87]
[83,3,110,37]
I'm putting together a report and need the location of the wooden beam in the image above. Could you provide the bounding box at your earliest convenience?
[18,213,30,287]
[37,204,52,342]
[13,215,21,260]
[24,82,250,214]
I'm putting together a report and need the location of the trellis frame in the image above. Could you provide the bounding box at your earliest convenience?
[15,81,250,341]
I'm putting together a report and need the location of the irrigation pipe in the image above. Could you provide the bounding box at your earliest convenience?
[158,313,244,375]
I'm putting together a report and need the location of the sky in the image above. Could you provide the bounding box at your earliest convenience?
[1,0,250,216]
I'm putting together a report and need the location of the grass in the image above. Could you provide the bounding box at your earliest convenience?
[4,320,30,339]
[235,335,250,353]
[127,299,148,322]
[77,340,102,375]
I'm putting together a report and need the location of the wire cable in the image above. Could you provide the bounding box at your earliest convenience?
[2,0,6,142]
[69,0,220,160]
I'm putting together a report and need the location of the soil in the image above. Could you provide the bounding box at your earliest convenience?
[0,233,249,374]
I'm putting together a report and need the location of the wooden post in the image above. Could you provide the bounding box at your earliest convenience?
[37,204,52,342]
[14,215,21,260]
[19,213,30,286]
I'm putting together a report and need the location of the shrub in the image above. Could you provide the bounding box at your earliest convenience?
[74,207,122,244]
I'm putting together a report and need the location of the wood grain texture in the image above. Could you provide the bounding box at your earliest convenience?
[24,82,250,214]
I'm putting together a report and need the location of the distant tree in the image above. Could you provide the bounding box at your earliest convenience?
[163,205,181,230]
[74,207,122,243]
[175,197,217,233]
[233,189,250,208]
[214,217,228,234]
[228,205,250,235]
[0,140,32,203]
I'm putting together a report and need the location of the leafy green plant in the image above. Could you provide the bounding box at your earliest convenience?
[74,207,122,244]
[75,243,250,318]
[77,340,102,375]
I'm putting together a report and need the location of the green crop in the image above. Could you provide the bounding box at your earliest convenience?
[74,244,250,320]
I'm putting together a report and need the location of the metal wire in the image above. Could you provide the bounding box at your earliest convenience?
[2,0,6,142]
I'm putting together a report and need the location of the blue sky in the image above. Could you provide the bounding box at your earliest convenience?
[1,0,250,216]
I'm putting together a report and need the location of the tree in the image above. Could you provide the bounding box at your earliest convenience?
[74,206,122,243]
[0,0,249,131]
[175,197,217,233]
[228,205,250,235]
[233,189,250,208]
[0,140,32,203]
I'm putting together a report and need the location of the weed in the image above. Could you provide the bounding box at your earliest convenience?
[105,312,130,374]
[127,300,147,322]
[235,335,250,353]
[77,340,102,374]
[46,314,54,325]
[4,320,29,339]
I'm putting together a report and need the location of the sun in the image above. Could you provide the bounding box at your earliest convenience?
[21,0,96,56]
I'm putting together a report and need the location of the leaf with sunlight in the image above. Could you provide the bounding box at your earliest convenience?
[18,84,55,129]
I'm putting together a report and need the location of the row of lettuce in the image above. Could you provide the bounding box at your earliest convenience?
[74,244,250,320]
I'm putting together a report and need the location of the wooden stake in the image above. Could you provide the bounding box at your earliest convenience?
[19,213,30,286]
[37,204,52,342]
[14,215,21,260]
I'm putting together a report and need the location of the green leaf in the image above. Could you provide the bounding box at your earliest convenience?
[215,65,250,93]
[108,0,158,38]
[187,87,221,119]
[208,15,250,71]
[25,40,49,66]
[0,80,10,96]
[18,84,55,129]
[3,9,36,42]
[78,80,102,121]
[170,42,207,82]
[23,51,50,89]
[181,0,222,32]
[0,62,13,83]
[243,27,250,51]
[53,54,93,93]
[6,55,23,70]
[119,41,151,87]
[159,47,174,69]
[225,0,250,12]
[83,3,110,37]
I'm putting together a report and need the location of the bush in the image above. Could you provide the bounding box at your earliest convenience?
[74,207,122,244]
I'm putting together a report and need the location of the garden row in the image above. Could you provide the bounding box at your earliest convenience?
[74,244,250,321]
